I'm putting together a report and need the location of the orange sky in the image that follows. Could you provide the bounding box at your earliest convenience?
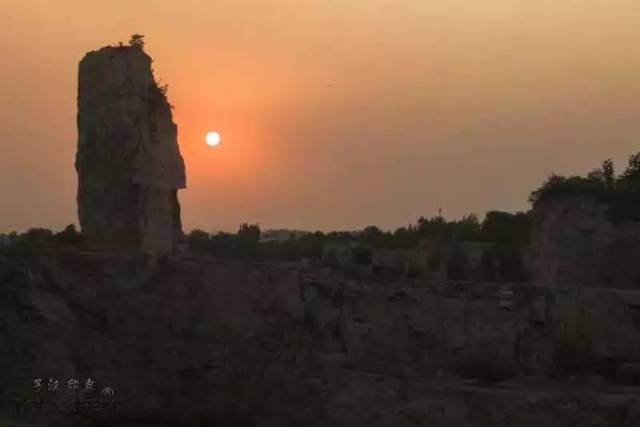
[1,0,640,232]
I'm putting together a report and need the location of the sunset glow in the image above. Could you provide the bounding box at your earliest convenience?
[1,1,640,233]
[205,131,221,147]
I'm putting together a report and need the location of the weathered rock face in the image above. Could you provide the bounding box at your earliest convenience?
[2,249,640,426]
[76,45,186,253]
[531,196,640,288]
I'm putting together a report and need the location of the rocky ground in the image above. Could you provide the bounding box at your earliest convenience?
[1,246,640,426]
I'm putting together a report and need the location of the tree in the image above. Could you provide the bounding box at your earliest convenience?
[602,159,615,190]
[417,215,447,239]
[587,159,615,191]
[618,153,640,192]
[528,174,566,205]
[18,228,54,246]
[238,223,260,242]
[55,224,82,245]
[187,229,210,254]
[359,226,389,247]
[527,153,640,222]
[454,214,481,240]
[129,34,145,49]
[236,223,260,257]
[481,211,531,246]
[392,226,419,248]
[587,168,605,185]
[528,174,604,206]
[628,153,640,173]
[210,232,234,256]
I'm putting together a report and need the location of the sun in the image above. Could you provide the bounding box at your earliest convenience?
[205,131,221,147]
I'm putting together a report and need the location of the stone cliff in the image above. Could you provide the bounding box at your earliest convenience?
[531,196,640,289]
[2,248,640,426]
[76,44,185,253]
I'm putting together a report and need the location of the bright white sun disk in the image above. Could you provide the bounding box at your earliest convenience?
[205,131,221,146]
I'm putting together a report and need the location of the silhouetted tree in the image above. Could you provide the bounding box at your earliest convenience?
[326,231,355,242]
[187,229,210,254]
[529,174,604,206]
[359,226,390,247]
[18,228,54,246]
[417,215,447,239]
[129,34,145,49]
[454,214,481,240]
[618,153,640,192]
[529,152,640,222]
[210,232,235,256]
[481,211,530,246]
[236,223,260,257]
[55,224,82,245]
[602,159,615,189]
[392,226,420,248]
[587,168,605,186]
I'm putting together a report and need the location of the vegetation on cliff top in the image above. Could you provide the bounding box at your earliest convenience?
[529,152,640,221]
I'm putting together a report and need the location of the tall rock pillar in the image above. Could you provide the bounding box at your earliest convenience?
[75,44,186,253]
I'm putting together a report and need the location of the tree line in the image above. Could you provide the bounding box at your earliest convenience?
[184,211,530,263]
[7,150,640,266]
[529,152,640,221]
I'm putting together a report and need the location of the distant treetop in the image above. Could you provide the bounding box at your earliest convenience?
[529,151,640,221]
[129,34,145,50]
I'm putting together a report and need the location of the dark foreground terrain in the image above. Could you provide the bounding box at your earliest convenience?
[2,246,640,426]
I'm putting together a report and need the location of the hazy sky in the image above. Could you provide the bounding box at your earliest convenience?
[1,1,639,233]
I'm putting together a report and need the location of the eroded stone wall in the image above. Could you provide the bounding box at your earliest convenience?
[531,196,640,288]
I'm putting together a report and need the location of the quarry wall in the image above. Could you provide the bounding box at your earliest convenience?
[2,249,640,425]
[531,196,640,289]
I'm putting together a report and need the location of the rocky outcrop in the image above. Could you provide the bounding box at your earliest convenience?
[75,45,185,253]
[531,196,640,288]
[2,249,640,426]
